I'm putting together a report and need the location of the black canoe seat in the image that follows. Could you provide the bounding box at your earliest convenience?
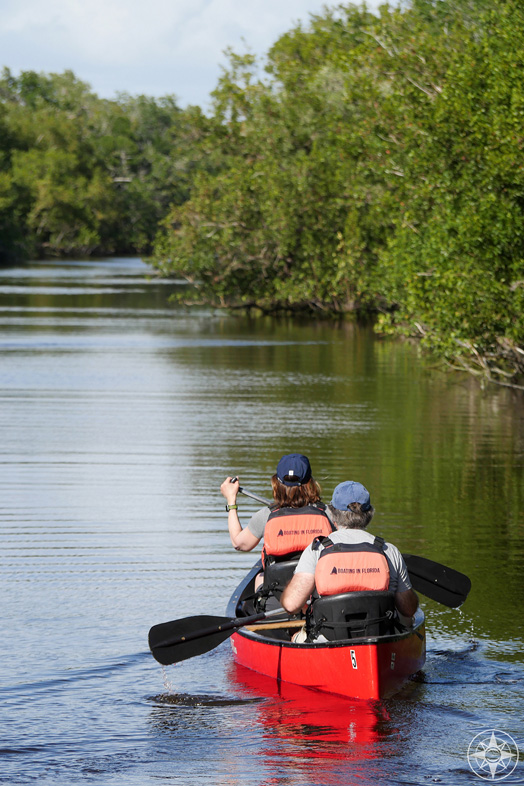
[254,557,300,612]
[263,558,299,597]
[310,591,396,641]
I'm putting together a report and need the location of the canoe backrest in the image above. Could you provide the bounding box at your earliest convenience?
[262,557,300,598]
[310,591,396,641]
[253,557,301,612]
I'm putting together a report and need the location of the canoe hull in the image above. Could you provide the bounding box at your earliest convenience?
[230,619,425,701]
[227,562,426,700]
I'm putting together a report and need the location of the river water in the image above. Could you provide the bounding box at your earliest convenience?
[1,257,523,786]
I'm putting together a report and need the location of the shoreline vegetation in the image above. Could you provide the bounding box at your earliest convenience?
[1,1,524,389]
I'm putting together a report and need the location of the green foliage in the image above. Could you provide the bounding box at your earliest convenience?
[153,0,459,312]
[0,67,197,260]
[151,0,524,384]
[375,1,524,382]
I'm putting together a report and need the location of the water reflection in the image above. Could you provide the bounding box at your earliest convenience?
[147,662,402,786]
[226,663,407,786]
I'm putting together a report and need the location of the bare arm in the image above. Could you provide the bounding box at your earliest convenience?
[229,521,261,552]
[220,476,261,552]
[394,588,419,618]
[281,572,316,614]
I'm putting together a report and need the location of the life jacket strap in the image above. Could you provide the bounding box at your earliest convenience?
[313,533,386,552]
[312,535,332,552]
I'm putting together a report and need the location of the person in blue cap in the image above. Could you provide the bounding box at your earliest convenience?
[220,453,334,558]
[281,480,418,631]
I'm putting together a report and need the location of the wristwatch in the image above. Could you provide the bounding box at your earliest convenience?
[225,503,238,512]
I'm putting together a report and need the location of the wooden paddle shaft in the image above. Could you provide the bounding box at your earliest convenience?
[245,620,305,631]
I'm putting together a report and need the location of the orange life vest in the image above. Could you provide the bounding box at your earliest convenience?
[262,504,334,566]
[313,536,390,595]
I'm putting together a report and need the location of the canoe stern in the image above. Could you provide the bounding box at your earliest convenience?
[230,614,425,701]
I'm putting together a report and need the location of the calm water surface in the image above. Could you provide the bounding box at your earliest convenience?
[1,257,523,785]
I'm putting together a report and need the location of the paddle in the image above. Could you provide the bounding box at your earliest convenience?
[234,482,269,506]
[401,554,471,609]
[234,482,471,608]
[149,607,295,666]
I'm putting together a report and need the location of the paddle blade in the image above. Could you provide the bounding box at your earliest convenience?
[149,615,234,666]
[403,554,471,608]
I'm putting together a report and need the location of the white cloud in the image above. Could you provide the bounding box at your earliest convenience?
[0,0,380,107]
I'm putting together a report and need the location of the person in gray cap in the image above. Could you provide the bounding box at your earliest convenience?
[281,480,418,628]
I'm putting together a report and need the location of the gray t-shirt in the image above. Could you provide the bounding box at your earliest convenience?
[295,528,412,593]
[247,506,271,539]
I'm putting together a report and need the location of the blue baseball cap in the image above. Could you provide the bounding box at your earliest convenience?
[331,481,371,511]
[276,454,312,486]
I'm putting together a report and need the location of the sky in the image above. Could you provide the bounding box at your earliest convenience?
[0,0,379,110]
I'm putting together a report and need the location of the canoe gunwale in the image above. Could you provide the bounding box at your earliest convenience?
[235,613,425,649]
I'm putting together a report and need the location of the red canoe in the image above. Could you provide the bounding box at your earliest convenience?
[226,562,426,701]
